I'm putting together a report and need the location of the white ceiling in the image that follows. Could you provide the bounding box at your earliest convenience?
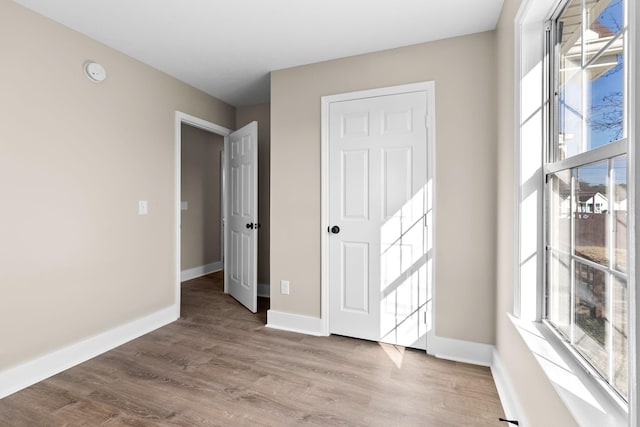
[14,0,505,106]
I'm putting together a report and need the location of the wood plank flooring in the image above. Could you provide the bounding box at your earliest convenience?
[0,272,505,426]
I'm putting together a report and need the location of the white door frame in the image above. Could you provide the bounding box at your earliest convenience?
[174,111,232,317]
[320,82,436,351]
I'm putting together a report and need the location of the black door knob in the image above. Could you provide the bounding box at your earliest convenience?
[330,225,340,234]
[246,223,254,229]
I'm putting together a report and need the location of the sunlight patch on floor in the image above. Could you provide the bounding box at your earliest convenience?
[378,342,406,369]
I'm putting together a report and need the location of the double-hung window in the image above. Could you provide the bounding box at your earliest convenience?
[545,0,629,401]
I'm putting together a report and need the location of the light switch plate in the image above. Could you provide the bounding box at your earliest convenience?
[181,201,188,211]
[280,280,290,295]
[138,200,148,215]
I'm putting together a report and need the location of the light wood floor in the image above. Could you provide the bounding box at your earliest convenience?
[0,272,505,426]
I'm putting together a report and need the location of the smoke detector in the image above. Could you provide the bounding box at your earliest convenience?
[84,61,107,83]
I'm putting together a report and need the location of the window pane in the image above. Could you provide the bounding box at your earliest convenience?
[549,170,572,252]
[557,0,583,160]
[557,0,625,160]
[586,34,624,148]
[548,251,571,337]
[612,155,627,273]
[559,0,583,84]
[574,161,608,266]
[574,261,608,377]
[585,0,624,64]
[612,276,628,399]
[558,71,584,160]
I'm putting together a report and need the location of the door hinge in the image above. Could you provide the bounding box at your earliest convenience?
[423,312,427,324]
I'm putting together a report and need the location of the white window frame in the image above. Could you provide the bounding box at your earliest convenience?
[513,0,638,425]
[545,0,629,399]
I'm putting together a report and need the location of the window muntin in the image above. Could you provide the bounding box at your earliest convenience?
[547,0,628,401]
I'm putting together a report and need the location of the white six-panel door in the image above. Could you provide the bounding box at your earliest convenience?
[328,91,429,349]
[225,121,258,313]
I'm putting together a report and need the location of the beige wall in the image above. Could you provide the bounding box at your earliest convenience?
[236,104,271,287]
[181,124,224,271]
[0,1,235,370]
[494,1,578,425]
[270,32,498,344]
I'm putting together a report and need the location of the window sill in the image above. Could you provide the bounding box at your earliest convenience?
[508,314,628,427]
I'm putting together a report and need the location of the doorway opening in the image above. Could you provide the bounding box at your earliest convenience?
[174,112,231,316]
[174,112,260,316]
[180,123,225,283]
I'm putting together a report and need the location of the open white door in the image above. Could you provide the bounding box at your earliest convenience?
[225,121,258,313]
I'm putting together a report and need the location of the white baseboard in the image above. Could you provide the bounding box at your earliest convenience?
[0,305,178,399]
[180,261,222,282]
[426,331,495,366]
[266,310,325,336]
[491,348,524,426]
[257,283,270,298]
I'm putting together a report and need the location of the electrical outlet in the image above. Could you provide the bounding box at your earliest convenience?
[280,280,290,295]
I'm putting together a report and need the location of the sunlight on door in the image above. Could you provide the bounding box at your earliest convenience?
[326,86,434,351]
[381,181,432,349]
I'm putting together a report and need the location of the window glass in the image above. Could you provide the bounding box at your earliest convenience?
[574,260,608,377]
[548,251,571,337]
[549,170,572,253]
[558,71,584,159]
[612,155,627,273]
[557,0,625,160]
[558,0,583,83]
[586,35,624,149]
[612,276,628,399]
[586,0,624,65]
[574,161,608,267]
